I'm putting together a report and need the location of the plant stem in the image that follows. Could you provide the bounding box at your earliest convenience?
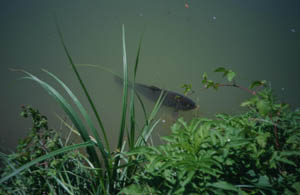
[218,83,256,95]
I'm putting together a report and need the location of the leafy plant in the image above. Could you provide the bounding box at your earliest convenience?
[0,24,165,194]
[202,67,266,94]
[0,106,97,195]
[181,83,194,96]
[121,68,300,194]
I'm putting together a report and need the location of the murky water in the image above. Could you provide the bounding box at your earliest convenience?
[1,0,299,151]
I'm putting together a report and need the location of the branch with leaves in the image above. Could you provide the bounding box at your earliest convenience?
[202,67,266,95]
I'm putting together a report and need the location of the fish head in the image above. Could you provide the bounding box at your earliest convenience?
[175,96,197,110]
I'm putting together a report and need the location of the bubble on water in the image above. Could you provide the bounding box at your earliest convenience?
[281,87,285,91]
[290,28,296,33]
[139,13,143,17]
[212,16,217,20]
[162,119,166,123]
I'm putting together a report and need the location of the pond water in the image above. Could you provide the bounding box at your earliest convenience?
[1,0,299,151]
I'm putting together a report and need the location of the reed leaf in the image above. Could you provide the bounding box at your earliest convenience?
[135,91,166,147]
[55,17,110,154]
[117,24,129,152]
[129,29,144,149]
[10,69,102,175]
[42,69,112,180]
[111,24,129,193]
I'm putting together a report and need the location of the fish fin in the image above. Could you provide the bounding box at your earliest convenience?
[172,108,180,118]
[114,75,133,88]
[114,75,123,85]
[148,85,161,91]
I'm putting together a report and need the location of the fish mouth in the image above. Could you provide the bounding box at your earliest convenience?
[191,105,198,110]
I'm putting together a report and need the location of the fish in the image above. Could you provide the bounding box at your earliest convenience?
[114,75,196,111]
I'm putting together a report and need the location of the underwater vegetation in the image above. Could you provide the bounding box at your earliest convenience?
[0,23,300,195]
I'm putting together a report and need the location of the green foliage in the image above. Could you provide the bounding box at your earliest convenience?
[122,87,300,194]
[2,27,300,194]
[0,106,97,195]
[202,72,219,90]
[202,67,266,95]
[181,83,193,96]
[2,25,165,194]
[214,67,236,82]
[250,80,267,90]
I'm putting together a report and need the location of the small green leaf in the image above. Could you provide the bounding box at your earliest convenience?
[226,70,236,82]
[250,81,261,89]
[202,73,208,85]
[213,83,219,90]
[240,100,252,107]
[119,184,154,194]
[257,175,272,187]
[214,67,227,73]
[277,157,296,166]
[209,181,239,192]
[292,182,300,192]
[250,80,266,89]
[256,132,270,148]
[256,100,271,116]
[181,83,192,96]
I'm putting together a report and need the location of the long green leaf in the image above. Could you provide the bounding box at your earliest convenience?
[52,175,73,195]
[112,24,129,193]
[0,141,94,184]
[76,64,120,77]
[42,69,112,177]
[117,24,129,151]
[55,18,110,154]
[135,90,166,147]
[11,69,102,175]
[148,90,167,122]
[129,29,144,149]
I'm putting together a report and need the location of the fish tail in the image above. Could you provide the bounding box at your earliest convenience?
[114,74,124,85]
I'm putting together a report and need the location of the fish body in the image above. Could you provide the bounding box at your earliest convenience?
[114,75,196,111]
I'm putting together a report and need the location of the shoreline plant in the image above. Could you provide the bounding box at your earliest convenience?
[120,68,300,194]
[0,106,98,194]
[0,24,166,194]
[1,23,300,194]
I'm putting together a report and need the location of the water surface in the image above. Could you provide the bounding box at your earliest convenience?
[1,0,299,150]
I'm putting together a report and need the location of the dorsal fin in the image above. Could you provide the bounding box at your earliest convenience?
[148,85,161,91]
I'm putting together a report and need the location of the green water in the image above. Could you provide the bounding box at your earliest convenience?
[1,0,299,150]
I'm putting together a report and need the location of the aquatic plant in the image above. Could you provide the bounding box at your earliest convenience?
[0,24,165,194]
[120,69,300,194]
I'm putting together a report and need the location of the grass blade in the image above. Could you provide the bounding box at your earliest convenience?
[42,69,112,179]
[111,24,129,193]
[10,69,102,176]
[135,92,148,124]
[55,17,110,154]
[52,175,73,195]
[0,141,94,184]
[135,90,166,146]
[129,29,144,149]
[117,24,129,152]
